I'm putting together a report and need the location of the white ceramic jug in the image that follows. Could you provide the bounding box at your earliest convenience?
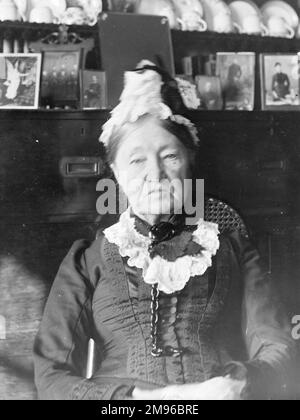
[135,0,179,29]
[0,0,20,21]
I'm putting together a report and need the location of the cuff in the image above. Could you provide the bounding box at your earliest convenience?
[112,385,135,400]
[219,361,251,400]
[220,360,281,400]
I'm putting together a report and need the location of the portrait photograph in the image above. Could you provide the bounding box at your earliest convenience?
[216,52,255,111]
[261,54,300,111]
[40,50,82,108]
[81,70,107,110]
[0,54,42,109]
[195,76,223,110]
[1,6,300,403]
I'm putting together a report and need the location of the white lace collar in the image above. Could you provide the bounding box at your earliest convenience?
[104,209,220,295]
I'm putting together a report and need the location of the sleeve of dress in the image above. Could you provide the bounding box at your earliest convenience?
[224,230,297,400]
[33,239,135,400]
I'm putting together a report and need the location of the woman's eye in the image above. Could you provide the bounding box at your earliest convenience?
[164,154,178,161]
[130,158,145,165]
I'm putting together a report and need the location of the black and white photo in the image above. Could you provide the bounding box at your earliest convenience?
[1,2,300,403]
[0,54,41,109]
[216,52,255,111]
[81,70,107,110]
[261,53,300,110]
[41,50,82,108]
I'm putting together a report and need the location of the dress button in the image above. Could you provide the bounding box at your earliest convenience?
[170,297,178,305]
[170,307,177,315]
[167,315,176,324]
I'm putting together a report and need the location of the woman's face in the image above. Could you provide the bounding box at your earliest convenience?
[111,116,192,222]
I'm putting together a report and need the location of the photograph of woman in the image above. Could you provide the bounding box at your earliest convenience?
[262,54,300,109]
[33,61,296,401]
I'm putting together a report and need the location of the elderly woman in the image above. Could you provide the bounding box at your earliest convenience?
[34,62,295,400]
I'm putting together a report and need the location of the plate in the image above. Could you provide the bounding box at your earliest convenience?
[229,0,261,27]
[202,0,232,31]
[261,1,299,29]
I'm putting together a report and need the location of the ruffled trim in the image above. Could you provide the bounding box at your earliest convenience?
[104,209,220,295]
[99,60,200,148]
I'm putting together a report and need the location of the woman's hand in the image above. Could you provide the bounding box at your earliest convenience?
[132,376,247,401]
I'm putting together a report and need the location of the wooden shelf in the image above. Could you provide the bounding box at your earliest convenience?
[1,21,300,52]
[1,109,300,124]
[0,21,97,41]
[171,29,300,59]
[0,108,110,120]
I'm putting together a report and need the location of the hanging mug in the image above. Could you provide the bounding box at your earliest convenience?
[266,16,295,39]
[234,14,269,36]
[177,12,207,32]
[173,0,207,32]
[135,0,179,29]
[213,12,234,33]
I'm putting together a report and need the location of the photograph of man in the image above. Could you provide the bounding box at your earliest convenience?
[82,71,107,109]
[84,74,102,108]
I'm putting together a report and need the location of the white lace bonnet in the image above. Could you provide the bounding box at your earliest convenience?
[99,60,200,149]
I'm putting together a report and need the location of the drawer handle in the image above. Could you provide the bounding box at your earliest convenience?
[259,160,287,171]
[60,157,104,178]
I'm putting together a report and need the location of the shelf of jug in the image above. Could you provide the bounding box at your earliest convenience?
[171,29,300,59]
[0,20,98,42]
[1,20,300,49]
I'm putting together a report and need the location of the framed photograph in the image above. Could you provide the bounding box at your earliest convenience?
[81,71,107,110]
[216,52,256,111]
[260,54,300,111]
[195,76,223,110]
[175,75,201,110]
[0,54,42,109]
[41,50,82,109]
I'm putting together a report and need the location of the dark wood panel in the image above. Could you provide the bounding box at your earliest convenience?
[0,113,109,223]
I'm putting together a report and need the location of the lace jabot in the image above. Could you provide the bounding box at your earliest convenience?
[103,209,220,295]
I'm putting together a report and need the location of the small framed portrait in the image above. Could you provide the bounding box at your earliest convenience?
[260,54,300,111]
[0,53,42,109]
[41,50,82,109]
[81,70,107,110]
[216,52,256,111]
[195,76,223,110]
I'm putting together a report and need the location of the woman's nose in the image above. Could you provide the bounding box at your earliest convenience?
[146,157,166,181]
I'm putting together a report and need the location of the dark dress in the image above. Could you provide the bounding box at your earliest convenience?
[33,199,296,400]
